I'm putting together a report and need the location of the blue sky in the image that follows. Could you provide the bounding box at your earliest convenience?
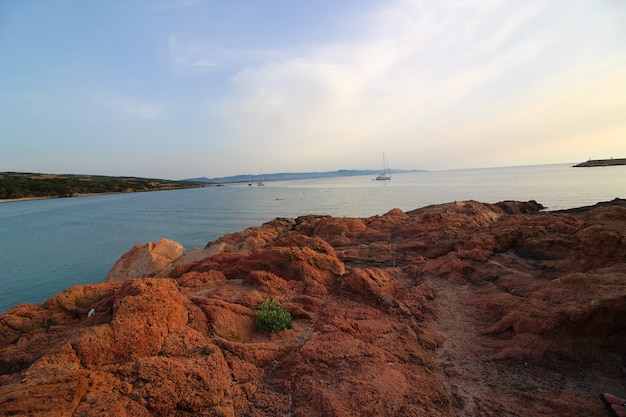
[1,0,625,179]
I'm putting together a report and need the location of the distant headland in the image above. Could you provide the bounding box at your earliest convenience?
[573,158,626,167]
[0,172,208,201]
[185,168,422,184]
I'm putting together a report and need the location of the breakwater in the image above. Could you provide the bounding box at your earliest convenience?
[573,158,626,167]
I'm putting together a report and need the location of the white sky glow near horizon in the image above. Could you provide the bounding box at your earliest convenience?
[1,0,625,179]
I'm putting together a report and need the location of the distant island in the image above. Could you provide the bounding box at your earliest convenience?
[0,172,208,201]
[186,168,422,184]
[573,158,626,167]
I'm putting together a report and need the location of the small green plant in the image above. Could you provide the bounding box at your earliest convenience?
[255,299,293,333]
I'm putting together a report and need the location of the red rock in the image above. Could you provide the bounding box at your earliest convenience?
[105,238,184,282]
[339,267,399,305]
[2,199,626,416]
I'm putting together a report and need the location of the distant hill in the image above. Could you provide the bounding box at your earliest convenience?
[185,169,422,184]
[0,172,208,200]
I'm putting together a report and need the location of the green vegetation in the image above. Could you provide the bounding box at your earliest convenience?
[255,299,293,333]
[0,172,207,200]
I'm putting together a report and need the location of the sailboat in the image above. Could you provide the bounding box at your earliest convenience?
[375,152,391,181]
[257,171,265,186]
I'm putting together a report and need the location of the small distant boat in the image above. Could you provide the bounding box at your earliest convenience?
[257,171,265,186]
[375,152,391,181]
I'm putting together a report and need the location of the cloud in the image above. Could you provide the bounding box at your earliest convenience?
[121,101,167,120]
[96,93,169,120]
[217,2,543,140]
[168,34,218,71]
[211,0,625,170]
[167,33,289,74]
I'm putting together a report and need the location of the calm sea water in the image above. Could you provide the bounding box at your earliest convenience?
[1,163,624,313]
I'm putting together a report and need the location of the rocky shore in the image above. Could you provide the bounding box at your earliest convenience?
[1,199,625,416]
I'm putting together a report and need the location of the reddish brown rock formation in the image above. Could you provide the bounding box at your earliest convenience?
[105,238,185,282]
[1,199,626,416]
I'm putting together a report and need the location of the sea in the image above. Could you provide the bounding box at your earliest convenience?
[1,163,625,313]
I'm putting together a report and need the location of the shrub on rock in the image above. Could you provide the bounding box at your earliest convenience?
[255,299,293,333]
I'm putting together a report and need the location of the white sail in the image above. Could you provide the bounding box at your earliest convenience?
[375,152,391,181]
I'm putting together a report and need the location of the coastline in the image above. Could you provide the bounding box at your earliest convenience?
[0,172,211,203]
[0,185,211,204]
[0,196,54,204]
[3,162,624,314]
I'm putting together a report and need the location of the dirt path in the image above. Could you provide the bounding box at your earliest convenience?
[424,275,622,417]
[424,277,516,416]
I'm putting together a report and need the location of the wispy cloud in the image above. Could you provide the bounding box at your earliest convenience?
[4,0,623,177]
[212,0,626,169]
[97,93,169,120]
[217,2,545,140]
[167,33,288,73]
[168,34,218,70]
[121,101,167,120]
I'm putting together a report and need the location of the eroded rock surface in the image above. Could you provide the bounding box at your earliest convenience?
[105,238,185,282]
[1,199,625,416]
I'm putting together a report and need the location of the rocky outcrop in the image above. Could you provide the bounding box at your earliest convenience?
[1,199,626,416]
[105,238,185,282]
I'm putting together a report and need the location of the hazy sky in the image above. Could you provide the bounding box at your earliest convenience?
[2,1,625,179]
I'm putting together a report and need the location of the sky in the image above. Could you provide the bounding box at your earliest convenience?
[1,0,625,179]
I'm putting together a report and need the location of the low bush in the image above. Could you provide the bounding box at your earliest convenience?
[255,299,293,333]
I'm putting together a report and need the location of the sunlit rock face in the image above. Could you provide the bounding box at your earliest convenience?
[1,199,625,416]
[105,238,185,282]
